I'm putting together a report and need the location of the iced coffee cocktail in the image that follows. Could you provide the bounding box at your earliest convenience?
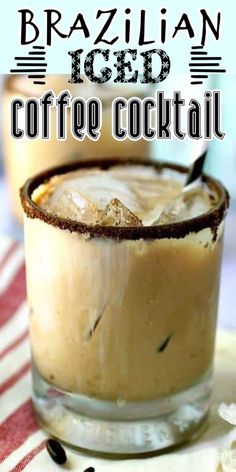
[21,158,229,455]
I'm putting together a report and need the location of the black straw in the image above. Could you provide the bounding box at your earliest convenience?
[185,149,207,186]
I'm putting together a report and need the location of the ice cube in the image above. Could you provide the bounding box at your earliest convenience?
[67,189,100,224]
[182,187,199,206]
[100,198,143,227]
[153,209,178,225]
[152,198,184,225]
[47,189,99,224]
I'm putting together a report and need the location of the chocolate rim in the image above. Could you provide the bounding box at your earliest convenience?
[20,157,229,241]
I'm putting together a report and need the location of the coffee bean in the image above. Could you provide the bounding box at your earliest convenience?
[46,439,67,465]
[83,467,95,472]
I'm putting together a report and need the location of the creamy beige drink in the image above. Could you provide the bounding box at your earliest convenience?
[21,159,229,454]
[3,76,149,221]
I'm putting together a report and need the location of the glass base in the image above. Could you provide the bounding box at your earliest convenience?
[32,366,211,456]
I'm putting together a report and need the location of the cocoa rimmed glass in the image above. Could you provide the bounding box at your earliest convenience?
[21,158,229,456]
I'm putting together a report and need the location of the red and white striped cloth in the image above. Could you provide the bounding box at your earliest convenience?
[0,235,46,472]
[0,233,235,472]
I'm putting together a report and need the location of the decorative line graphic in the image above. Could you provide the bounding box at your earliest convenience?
[190,63,220,67]
[29,52,46,55]
[10,46,47,85]
[191,52,208,55]
[191,57,222,60]
[190,46,226,85]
